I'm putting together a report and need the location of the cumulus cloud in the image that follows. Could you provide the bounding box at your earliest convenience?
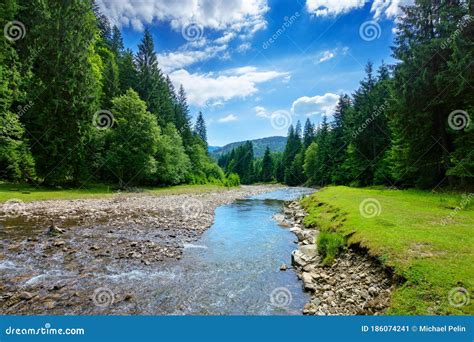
[254,106,269,117]
[169,67,288,106]
[96,1,270,73]
[157,44,227,73]
[218,114,238,123]
[305,0,365,16]
[291,93,339,116]
[370,0,414,19]
[96,0,269,33]
[306,0,413,19]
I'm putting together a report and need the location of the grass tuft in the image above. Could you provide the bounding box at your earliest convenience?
[317,231,345,265]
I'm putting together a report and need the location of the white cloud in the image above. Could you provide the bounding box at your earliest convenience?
[169,67,288,106]
[236,42,251,53]
[316,47,349,64]
[318,50,335,63]
[96,0,269,34]
[306,0,365,16]
[218,114,238,123]
[97,1,271,73]
[291,93,339,116]
[305,0,413,19]
[371,0,414,19]
[215,31,236,45]
[157,44,227,73]
[254,106,269,117]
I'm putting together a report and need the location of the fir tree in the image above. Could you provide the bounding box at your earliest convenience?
[303,118,315,148]
[194,111,207,148]
[261,146,274,182]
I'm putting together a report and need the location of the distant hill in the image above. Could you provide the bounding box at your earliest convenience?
[210,136,287,159]
[207,146,220,153]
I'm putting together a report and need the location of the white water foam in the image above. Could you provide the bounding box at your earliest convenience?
[183,243,208,249]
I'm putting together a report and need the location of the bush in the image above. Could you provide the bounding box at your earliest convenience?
[224,173,240,187]
[317,231,345,265]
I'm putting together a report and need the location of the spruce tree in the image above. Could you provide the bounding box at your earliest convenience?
[118,49,138,94]
[0,0,35,181]
[23,0,102,184]
[194,111,207,148]
[110,25,124,57]
[303,118,315,148]
[175,85,193,147]
[136,28,174,126]
[261,146,274,182]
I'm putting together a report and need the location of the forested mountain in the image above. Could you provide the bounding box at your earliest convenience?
[211,136,287,159]
[0,0,239,188]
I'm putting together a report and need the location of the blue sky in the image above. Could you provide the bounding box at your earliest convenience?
[97,0,412,146]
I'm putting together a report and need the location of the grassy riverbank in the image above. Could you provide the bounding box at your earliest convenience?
[0,182,231,203]
[300,186,473,315]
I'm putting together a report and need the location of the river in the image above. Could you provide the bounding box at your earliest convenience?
[1,187,314,315]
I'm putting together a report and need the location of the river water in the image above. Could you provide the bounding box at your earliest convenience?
[144,187,314,315]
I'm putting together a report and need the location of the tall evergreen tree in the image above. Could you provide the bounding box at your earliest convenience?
[23,0,102,184]
[303,118,315,148]
[110,25,124,57]
[135,28,174,126]
[329,94,351,184]
[261,146,274,182]
[388,0,470,187]
[194,111,207,148]
[0,0,35,181]
[175,85,193,146]
[282,125,303,185]
[118,49,138,94]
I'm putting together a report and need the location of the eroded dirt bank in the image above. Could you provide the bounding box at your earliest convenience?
[0,185,281,314]
[282,200,396,315]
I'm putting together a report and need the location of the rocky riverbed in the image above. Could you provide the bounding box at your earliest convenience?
[0,185,281,314]
[282,200,395,315]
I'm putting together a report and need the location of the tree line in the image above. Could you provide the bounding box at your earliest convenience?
[0,0,240,187]
[219,1,473,189]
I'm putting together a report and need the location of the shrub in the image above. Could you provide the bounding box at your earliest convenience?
[224,173,240,187]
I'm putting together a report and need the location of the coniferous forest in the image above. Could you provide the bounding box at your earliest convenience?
[219,1,473,189]
[0,0,239,188]
[1,0,473,190]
